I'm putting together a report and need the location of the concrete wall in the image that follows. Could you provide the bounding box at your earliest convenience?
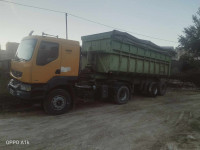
[0,42,19,72]
[0,60,10,72]
[6,42,19,59]
[0,50,7,60]
[0,42,19,61]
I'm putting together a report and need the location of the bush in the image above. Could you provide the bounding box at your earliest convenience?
[171,54,200,87]
[179,54,200,72]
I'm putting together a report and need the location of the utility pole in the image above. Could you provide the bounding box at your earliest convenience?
[65,13,68,39]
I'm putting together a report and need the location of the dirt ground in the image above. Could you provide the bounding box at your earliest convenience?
[0,89,200,150]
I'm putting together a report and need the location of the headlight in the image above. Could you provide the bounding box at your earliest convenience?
[20,83,31,91]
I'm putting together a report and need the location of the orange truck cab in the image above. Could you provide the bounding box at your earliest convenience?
[8,35,80,114]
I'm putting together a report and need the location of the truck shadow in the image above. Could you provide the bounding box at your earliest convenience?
[0,94,44,115]
[0,96,114,116]
[0,93,153,116]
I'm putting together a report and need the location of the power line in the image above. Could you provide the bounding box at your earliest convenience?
[0,0,178,43]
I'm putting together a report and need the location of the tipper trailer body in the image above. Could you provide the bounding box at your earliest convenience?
[81,30,171,76]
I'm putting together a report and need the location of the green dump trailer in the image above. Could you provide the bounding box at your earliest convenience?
[77,30,173,104]
[81,30,171,77]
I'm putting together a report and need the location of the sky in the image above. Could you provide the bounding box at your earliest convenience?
[0,0,199,50]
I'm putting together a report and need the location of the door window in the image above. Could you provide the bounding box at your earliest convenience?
[36,41,59,65]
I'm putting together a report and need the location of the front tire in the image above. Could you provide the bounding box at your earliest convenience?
[114,86,130,104]
[43,89,71,115]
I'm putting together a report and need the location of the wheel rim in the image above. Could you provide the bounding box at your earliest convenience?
[153,86,158,95]
[148,83,158,96]
[52,95,67,110]
[119,89,127,101]
[152,84,158,96]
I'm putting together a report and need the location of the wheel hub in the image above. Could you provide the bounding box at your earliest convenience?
[52,95,66,110]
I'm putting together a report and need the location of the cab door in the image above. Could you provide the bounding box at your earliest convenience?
[60,43,80,77]
[32,40,61,83]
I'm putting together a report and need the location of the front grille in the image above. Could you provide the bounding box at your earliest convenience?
[11,69,22,78]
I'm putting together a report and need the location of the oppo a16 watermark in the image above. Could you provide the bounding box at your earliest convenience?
[6,140,30,145]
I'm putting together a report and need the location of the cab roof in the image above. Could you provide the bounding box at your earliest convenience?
[23,35,80,46]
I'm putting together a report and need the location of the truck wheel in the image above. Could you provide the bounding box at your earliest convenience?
[43,89,71,115]
[114,86,129,104]
[142,81,151,95]
[158,82,167,96]
[148,82,158,97]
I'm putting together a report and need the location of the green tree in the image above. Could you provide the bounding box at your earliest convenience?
[179,8,200,58]
[179,53,200,71]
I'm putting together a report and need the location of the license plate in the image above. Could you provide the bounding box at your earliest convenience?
[9,89,14,95]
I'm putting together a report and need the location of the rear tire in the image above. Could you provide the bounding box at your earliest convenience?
[142,81,151,95]
[43,89,71,115]
[158,82,167,96]
[114,86,130,104]
[148,82,158,97]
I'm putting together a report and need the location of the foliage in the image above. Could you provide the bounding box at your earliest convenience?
[178,8,200,58]
[179,53,200,72]
[174,8,200,86]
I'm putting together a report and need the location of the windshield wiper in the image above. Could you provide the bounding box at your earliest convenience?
[19,58,27,61]
[13,56,27,62]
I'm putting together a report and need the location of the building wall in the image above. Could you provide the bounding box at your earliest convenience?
[0,42,19,60]
[0,50,7,60]
[0,60,10,72]
[6,42,19,59]
[0,42,19,72]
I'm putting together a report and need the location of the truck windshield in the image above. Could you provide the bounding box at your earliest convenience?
[14,39,37,61]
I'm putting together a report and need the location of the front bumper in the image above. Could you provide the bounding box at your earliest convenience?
[8,86,31,99]
[8,79,45,100]
[8,79,31,99]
